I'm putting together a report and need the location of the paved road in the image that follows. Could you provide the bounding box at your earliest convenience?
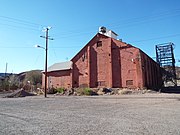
[0,94,180,135]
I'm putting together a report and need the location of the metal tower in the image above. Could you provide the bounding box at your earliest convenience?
[155,42,177,86]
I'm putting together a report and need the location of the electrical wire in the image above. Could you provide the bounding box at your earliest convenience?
[131,34,180,43]
[0,8,180,39]
[0,15,44,27]
[106,8,180,28]
[0,32,180,49]
[0,22,40,31]
[56,8,180,34]
[0,14,45,32]
[53,8,180,38]
[0,46,34,49]
[0,8,180,49]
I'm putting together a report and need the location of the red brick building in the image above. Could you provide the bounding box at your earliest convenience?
[42,29,163,89]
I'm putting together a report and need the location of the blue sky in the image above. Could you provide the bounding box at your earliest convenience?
[0,0,180,73]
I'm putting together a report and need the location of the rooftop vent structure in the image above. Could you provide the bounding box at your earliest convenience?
[99,26,106,33]
[98,26,118,39]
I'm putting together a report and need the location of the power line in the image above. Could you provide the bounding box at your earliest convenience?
[60,8,180,34]
[0,15,44,27]
[0,46,82,49]
[106,8,180,28]
[0,46,34,48]
[0,8,180,38]
[53,8,180,38]
[0,33,179,49]
[0,11,180,50]
[0,22,40,31]
[109,13,180,30]
[0,15,45,32]
[131,33,180,43]
[54,31,95,39]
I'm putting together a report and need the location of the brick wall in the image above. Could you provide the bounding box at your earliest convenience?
[140,50,163,89]
[72,46,89,88]
[112,39,140,88]
[42,70,72,89]
[91,37,112,88]
[72,34,112,88]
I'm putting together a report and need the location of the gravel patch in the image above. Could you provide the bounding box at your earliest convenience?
[0,94,180,135]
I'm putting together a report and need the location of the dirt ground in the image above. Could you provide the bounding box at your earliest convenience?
[0,93,180,135]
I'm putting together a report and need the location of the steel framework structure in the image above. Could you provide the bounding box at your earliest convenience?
[156,42,177,86]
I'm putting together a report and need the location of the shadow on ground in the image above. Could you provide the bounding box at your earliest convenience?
[4,89,36,98]
[161,86,180,94]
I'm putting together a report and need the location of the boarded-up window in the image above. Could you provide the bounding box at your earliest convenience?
[126,80,133,86]
[97,41,102,47]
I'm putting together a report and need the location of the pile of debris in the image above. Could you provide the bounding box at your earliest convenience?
[54,88,75,96]
[53,87,157,96]
[4,89,36,98]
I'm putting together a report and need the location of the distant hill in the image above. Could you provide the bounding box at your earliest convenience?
[15,70,42,85]
[0,70,42,91]
[0,73,14,77]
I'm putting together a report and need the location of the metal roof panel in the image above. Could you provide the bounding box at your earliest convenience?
[48,61,72,72]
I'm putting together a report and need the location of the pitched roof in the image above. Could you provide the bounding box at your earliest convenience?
[47,61,72,72]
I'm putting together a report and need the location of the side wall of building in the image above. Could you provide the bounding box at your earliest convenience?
[72,46,89,88]
[112,39,141,88]
[112,39,162,89]
[140,50,163,89]
[42,70,72,89]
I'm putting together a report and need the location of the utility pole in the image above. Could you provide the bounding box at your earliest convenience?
[3,63,8,90]
[4,63,8,78]
[40,27,53,98]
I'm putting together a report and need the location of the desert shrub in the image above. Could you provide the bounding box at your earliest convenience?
[55,87,65,93]
[76,87,92,95]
